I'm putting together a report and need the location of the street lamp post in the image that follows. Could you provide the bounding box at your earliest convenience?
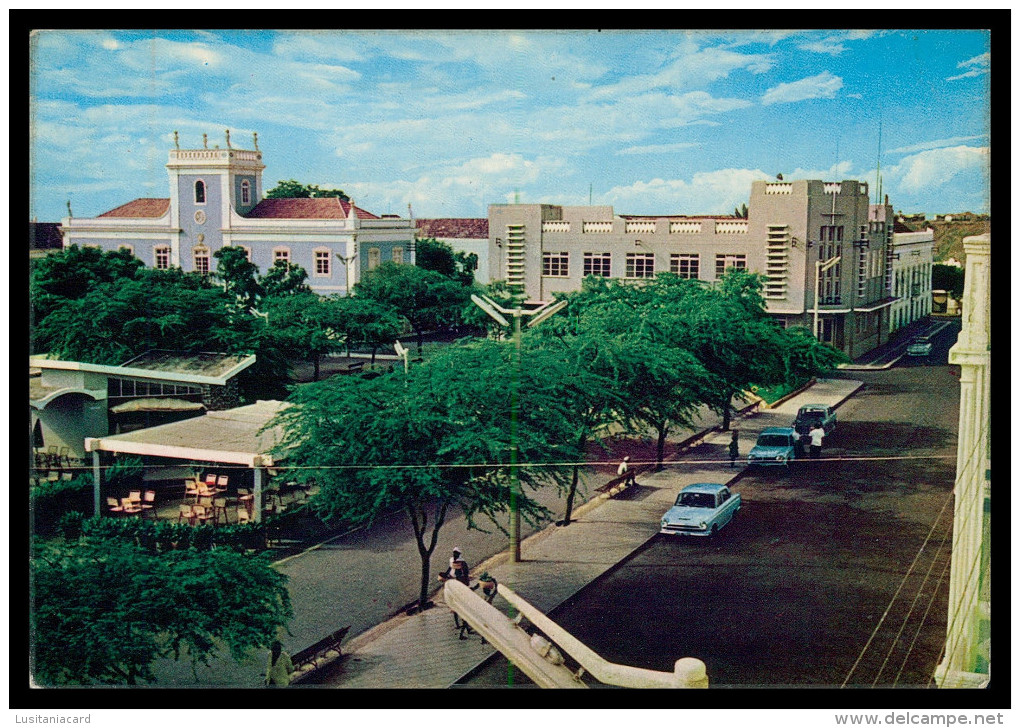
[814,255,841,341]
[470,294,567,563]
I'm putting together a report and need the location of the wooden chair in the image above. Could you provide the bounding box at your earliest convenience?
[204,473,218,487]
[128,490,142,505]
[212,497,229,525]
[59,446,71,467]
[236,507,251,524]
[216,475,229,492]
[107,497,125,515]
[192,504,214,525]
[121,497,143,516]
[141,490,157,518]
[185,479,202,503]
[237,489,254,515]
[178,504,195,525]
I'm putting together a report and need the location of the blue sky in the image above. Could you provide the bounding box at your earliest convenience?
[29,29,990,222]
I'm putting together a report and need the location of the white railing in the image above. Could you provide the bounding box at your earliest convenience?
[582,221,614,233]
[764,183,792,195]
[714,221,748,234]
[624,220,657,234]
[169,149,262,163]
[542,221,571,233]
[669,221,702,233]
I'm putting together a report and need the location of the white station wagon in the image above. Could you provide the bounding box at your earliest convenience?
[659,483,741,538]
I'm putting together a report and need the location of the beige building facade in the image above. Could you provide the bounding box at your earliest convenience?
[488,179,895,359]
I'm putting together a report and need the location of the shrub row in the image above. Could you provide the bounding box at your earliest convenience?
[59,512,269,553]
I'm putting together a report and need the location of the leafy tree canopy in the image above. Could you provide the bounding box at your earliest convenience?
[32,538,291,685]
[269,339,577,608]
[214,246,263,312]
[354,262,472,347]
[259,260,311,298]
[265,179,349,201]
[932,263,965,299]
[414,237,477,286]
[31,245,145,323]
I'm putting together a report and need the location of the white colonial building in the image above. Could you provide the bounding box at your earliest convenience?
[59,132,416,294]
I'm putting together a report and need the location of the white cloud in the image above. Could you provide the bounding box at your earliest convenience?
[888,135,986,154]
[762,71,843,106]
[947,52,990,81]
[888,145,989,193]
[603,168,772,215]
[798,40,847,56]
[591,45,774,99]
[616,142,699,156]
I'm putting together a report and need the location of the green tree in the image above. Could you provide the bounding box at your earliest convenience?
[354,262,472,349]
[932,263,965,299]
[415,237,477,286]
[34,269,290,401]
[31,245,144,331]
[258,260,311,298]
[265,179,349,201]
[269,340,575,610]
[213,246,263,312]
[263,292,347,381]
[333,297,404,366]
[31,538,291,685]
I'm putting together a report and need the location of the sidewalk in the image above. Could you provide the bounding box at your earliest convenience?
[328,377,863,688]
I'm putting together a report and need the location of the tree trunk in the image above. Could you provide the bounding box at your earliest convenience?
[561,463,581,525]
[418,551,432,613]
[370,346,377,366]
[655,422,670,471]
[312,354,320,382]
[721,398,731,431]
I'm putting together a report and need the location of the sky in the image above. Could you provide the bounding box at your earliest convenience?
[28,29,991,222]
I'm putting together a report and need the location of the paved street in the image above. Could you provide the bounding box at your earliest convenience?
[149,399,734,686]
[486,355,960,688]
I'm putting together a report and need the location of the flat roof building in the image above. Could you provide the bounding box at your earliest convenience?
[487,179,896,359]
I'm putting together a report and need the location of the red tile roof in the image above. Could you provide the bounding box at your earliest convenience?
[98,198,171,218]
[416,218,489,239]
[245,198,378,220]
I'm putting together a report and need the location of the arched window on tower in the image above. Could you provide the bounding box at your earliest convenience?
[241,180,251,205]
[195,180,206,204]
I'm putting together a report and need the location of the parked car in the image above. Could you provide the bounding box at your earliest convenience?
[793,404,836,453]
[906,336,933,357]
[659,483,741,537]
[748,427,798,468]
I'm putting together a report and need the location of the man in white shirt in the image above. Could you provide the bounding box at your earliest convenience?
[617,456,636,486]
[808,423,825,459]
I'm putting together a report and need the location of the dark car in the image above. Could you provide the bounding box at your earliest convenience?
[793,404,836,454]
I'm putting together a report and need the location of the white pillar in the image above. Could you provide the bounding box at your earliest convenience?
[937,234,990,688]
[253,463,264,523]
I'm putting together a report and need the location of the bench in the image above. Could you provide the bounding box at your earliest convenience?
[290,625,351,677]
[343,361,365,374]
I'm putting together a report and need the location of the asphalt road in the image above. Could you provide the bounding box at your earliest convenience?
[464,324,962,689]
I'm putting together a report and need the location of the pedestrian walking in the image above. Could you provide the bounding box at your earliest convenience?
[617,456,637,487]
[265,640,294,687]
[808,422,825,460]
[438,548,471,630]
[728,430,739,468]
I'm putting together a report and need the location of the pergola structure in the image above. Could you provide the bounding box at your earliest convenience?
[84,400,290,522]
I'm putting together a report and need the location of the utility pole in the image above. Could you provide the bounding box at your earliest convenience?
[470,294,567,562]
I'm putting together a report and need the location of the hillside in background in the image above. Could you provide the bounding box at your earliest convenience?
[901,218,991,263]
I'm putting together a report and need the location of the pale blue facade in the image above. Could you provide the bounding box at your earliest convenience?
[60,135,416,295]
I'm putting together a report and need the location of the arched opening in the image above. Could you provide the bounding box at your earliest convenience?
[195,180,206,204]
